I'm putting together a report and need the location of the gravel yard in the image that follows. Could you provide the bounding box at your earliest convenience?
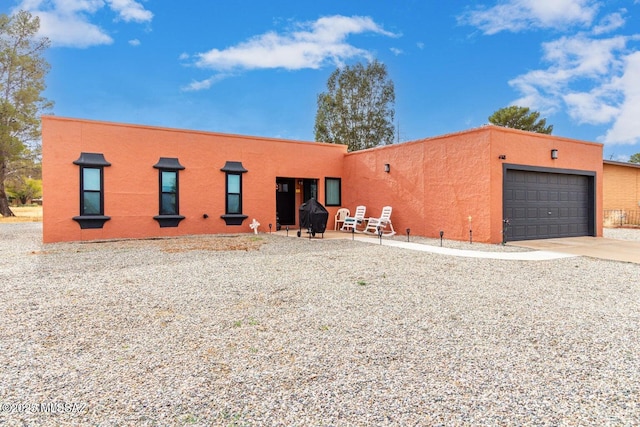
[1,223,639,426]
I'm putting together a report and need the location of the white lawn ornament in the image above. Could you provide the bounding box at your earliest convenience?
[249,218,260,234]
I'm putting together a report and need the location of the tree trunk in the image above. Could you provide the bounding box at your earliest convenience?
[0,160,16,217]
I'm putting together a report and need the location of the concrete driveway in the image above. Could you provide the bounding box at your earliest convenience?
[510,236,640,264]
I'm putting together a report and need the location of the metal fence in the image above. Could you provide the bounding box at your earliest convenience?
[604,209,640,227]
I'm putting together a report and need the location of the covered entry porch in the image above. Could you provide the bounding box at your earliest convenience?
[275,177,318,228]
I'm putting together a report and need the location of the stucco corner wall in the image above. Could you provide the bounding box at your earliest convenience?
[343,128,495,242]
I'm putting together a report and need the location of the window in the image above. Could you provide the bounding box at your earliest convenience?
[325,177,341,206]
[153,157,185,227]
[72,152,111,229]
[220,161,248,225]
[81,168,102,215]
[226,173,241,214]
[160,171,178,215]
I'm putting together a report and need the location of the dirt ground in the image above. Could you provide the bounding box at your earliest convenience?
[0,206,43,223]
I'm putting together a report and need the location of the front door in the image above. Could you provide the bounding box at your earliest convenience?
[276,178,296,225]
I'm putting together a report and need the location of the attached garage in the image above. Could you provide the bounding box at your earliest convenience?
[503,166,596,241]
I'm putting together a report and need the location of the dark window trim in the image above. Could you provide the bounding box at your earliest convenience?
[154,157,185,170]
[220,161,248,226]
[220,213,248,226]
[153,158,185,227]
[72,153,111,229]
[225,172,242,214]
[73,152,111,168]
[73,215,111,229]
[159,170,179,215]
[220,161,248,173]
[324,177,342,207]
[153,214,185,228]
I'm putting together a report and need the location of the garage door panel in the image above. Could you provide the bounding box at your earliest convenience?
[512,225,527,236]
[514,208,525,219]
[504,169,593,241]
[537,225,549,237]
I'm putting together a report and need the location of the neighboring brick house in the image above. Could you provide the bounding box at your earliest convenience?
[603,160,640,227]
[42,116,604,243]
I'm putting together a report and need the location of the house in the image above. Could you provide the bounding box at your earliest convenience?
[41,116,603,244]
[603,160,640,227]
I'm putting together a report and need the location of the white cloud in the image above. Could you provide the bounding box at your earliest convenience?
[192,15,397,72]
[563,90,620,124]
[390,47,403,55]
[106,0,153,23]
[128,38,140,46]
[602,51,640,144]
[541,35,627,79]
[459,0,599,34]
[592,11,626,35]
[13,0,152,48]
[460,1,640,146]
[508,33,640,144]
[32,9,114,47]
[182,74,233,92]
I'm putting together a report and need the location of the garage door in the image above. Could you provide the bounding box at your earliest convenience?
[503,168,595,241]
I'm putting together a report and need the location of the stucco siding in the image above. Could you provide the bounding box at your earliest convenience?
[42,116,347,243]
[42,117,604,244]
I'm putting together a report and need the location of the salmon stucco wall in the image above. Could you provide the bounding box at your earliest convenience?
[343,126,603,244]
[42,116,347,243]
[603,161,640,212]
[343,128,494,242]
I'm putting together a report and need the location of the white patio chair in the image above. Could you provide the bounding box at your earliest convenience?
[341,205,366,232]
[364,206,396,236]
[334,208,351,230]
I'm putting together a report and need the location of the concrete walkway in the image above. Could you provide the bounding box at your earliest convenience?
[279,229,576,261]
[509,236,640,264]
[352,236,578,261]
[277,229,639,263]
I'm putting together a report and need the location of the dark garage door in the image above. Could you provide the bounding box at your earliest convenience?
[503,168,595,241]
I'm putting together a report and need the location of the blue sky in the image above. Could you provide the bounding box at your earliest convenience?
[4,0,640,160]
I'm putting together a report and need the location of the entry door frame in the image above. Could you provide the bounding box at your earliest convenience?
[276,177,296,226]
[302,178,318,204]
